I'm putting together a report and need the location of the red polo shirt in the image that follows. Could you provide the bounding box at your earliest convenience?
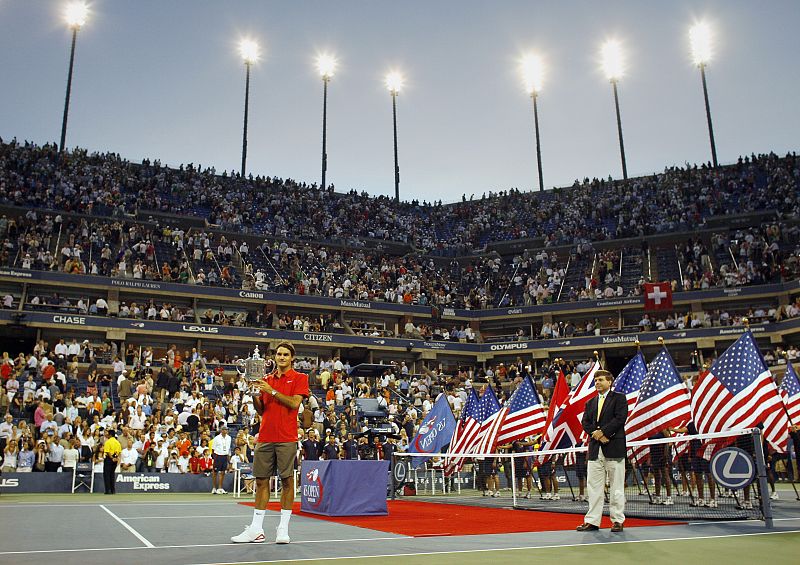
[257,368,309,444]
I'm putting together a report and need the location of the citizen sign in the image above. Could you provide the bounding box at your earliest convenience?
[239,291,265,299]
[53,315,86,325]
[182,325,219,334]
[489,342,529,351]
[303,333,333,342]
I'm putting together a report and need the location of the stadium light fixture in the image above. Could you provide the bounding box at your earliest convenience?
[385,71,404,95]
[520,54,545,191]
[317,54,337,191]
[600,39,624,83]
[59,1,90,154]
[317,53,337,80]
[689,21,718,167]
[385,71,404,201]
[600,39,628,180]
[238,38,260,177]
[689,22,713,67]
[521,53,544,96]
[64,1,89,29]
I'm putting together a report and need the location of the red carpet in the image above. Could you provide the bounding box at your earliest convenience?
[240,500,680,536]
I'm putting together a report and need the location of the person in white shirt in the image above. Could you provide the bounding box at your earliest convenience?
[120,445,139,472]
[129,407,146,431]
[62,439,80,471]
[211,427,232,494]
[155,441,169,472]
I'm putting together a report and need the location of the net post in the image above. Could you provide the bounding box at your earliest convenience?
[511,453,517,507]
[390,453,397,500]
[751,427,774,528]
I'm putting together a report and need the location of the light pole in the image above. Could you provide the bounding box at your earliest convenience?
[521,54,545,191]
[601,40,628,180]
[690,22,718,167]
[385,72,404,202]
[59,1,89,154]
[238,39,260,178]
[317,54,337,191]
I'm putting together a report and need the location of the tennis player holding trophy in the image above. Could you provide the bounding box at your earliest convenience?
[232,342,309,545]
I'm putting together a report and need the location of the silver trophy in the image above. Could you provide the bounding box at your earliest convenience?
[235,346,276,393]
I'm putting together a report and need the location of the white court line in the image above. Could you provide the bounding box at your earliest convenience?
[187,530,800,565]
[99,504,155,548]
[18,501,236,506]
[124,515,261,520]
[0,536,407,556]
[688,517,800,526]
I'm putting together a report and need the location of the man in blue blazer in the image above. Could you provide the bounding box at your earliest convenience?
[576,369,627,533]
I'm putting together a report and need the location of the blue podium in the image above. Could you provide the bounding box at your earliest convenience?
[300,460,389,516]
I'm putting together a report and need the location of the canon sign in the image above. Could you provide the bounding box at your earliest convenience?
[489,343,529,351]
[182,325,219,334]
[239,291,265,300]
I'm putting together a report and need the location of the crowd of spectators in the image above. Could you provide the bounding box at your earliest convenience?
[2,139,798,254]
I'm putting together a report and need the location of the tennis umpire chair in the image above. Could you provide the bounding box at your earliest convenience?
[72,462,95,493]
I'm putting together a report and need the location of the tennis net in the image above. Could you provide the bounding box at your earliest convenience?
[392,428,780,522]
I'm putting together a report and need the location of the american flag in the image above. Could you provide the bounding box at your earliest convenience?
[779,362,800,425]
[496,376,547,444]
[692,331,788,453]
[611,351,647,411]
[538,362,599,463]
[626,347,692,463]
[444,388,481,475]
[474,386,505,454]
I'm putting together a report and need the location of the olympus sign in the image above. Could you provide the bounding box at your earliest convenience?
[53,315,86,325]
[303,333,333,342]
[182,325,219,334]
[239,291,265,300]
[489,342,530,351]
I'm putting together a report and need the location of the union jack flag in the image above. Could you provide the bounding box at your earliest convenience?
[474,386,505,454]
[779,362,800,425]
[444,388,481,475]
[611,351,647,411]
[692,331,788,453]
[496,376,547,445]
[538,362,599,463]
[626,347,692,463]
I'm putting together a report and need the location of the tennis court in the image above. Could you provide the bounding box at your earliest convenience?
[0,490,798,565]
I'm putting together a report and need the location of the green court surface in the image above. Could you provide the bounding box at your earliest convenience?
[235,532,800,565]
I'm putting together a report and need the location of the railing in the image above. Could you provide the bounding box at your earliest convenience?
[556,254,571,302]
[259,246,287,287]
[728,245,740,271]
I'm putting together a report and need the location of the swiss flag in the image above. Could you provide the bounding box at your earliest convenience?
[643,282,673,311]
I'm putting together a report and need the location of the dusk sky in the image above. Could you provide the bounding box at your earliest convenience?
[1,1,798,203]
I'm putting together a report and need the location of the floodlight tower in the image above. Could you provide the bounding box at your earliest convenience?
[317,54,337,191]
[521,54,546,191]
[690,22,718,167]
[238,38,260,178]
[59,1,90,154]
[601,39,628,180]
[385,71,404,202]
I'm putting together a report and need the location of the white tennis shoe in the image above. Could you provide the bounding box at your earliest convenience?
[275,525,290,544]
[231,526,265,543]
